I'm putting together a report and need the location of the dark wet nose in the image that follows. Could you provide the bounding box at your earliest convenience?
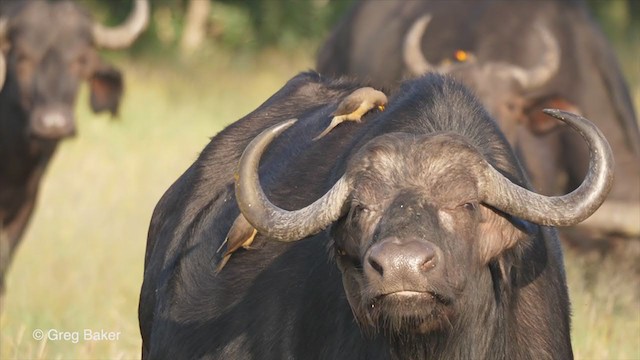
[365,238,437,282]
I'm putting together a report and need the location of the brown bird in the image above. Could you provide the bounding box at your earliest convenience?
[314,87,387,140]
[215,214,257,273]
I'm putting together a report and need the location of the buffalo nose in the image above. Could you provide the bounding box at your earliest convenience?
[365,239,437,281]
[30,108,76,139]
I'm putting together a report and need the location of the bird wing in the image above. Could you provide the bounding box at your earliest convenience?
[215,214,258,273]
[223,214,257,255]
[333,96,365,117]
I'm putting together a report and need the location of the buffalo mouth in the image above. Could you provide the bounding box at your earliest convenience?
[367,290,454,334]
[378,290,450,303]
[28,129,76,141]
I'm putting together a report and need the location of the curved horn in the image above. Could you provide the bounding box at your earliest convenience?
[403,14,433,75]
[505,24,560,90]
[0,17,6,90]
[0,16,7,40]
[235,119,352,242]
[480,109,613,226]
[0,50,5,90]
[92,0,149,49]
[403,14,474,76]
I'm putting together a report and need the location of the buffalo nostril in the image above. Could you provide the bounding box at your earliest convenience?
[368,257,384,276]
[420,245,436,272]
[421,257,436,272]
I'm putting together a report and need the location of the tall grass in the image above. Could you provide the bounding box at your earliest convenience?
[0,43,638,359]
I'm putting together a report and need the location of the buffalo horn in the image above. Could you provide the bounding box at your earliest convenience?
[480,109,614,226]
[403,14,474,75]
[0,17,5,88]
[504,24,560,90]
[235,119,352,242]
[0,16,5,88]
[403,14,434,75]
[0,17,6,41]
[0,50,5,89]
[403,14,559,92]
[92,0,149,49]
[0,17,6,88]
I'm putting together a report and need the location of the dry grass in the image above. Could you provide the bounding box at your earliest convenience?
[566,246,640,360]
[0,48,314,359]
[0,43,638,359]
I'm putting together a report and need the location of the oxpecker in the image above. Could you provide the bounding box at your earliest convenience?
[216,214,257,273]
[314,87,387,140]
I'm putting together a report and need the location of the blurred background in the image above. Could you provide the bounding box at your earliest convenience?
[0,0,638,358]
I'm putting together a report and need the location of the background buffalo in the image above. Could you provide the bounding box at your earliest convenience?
[317,0,640,240]
[0,0,148,301]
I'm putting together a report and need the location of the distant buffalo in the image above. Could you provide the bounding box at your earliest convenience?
[317,0,639,238]
[0,0,149,299]
[139,72,614,358]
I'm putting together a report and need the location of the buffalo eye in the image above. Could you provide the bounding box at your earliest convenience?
[349,204,368,222]
[335,244,363,270]
[461,201,478,212]
[76,54,88,67]
[15,51,33,72]
[70,53,91,76]
[16,51,30,64]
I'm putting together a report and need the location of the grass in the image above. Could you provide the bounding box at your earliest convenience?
[0,47,315,359]
[0,42,638,359]
[568,248,640,360]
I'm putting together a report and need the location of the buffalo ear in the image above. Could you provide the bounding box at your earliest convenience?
[524,96,581,135]
[89,63,123,116]
[478,206,529,264]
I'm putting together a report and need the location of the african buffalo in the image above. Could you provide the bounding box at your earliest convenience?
[0,0,149,299]
[317,0,639,238]
[139,72,614,359]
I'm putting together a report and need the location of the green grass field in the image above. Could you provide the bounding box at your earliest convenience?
[0,45,638,359]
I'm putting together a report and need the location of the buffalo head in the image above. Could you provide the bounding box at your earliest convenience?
[403,15,566,142]
[233,109,612,336]
[0,0,148,140]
